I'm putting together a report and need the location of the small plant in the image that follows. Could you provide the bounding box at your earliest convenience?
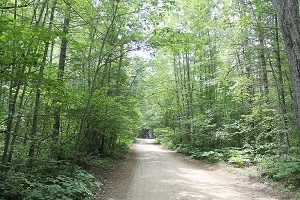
[228,156,249,167]
[189,150,224,162]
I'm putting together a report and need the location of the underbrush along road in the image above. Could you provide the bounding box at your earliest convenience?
[102,139,280,200]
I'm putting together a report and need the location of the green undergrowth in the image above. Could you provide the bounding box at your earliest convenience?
[259,155,300,190]
[0,138,135,200]
[0,161,101,200]
[177,145,256,167]
[156,136,257,167]
[86,142,134,167]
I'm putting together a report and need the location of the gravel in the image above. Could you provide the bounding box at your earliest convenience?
[93,139,296,200]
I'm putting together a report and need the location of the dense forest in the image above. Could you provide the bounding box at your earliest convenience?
[1,0,300,199]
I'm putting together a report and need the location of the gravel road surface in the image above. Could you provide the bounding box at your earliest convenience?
[100,139,282,200]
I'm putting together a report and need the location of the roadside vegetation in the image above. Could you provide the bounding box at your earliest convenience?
[1,0,300,199]
[144,0,300,195]
[0,0,144,199]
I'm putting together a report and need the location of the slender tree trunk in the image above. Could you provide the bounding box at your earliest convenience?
[28,42,49,163]
[250,2,269,97]
[273,14,290,147]
[185,52,192,143]
[1,0,18,171]
[87,30,96,90]
[258,15,269,97]
[178,53,186,142]
[53,5,69,141]
[173,54,183,141]
[116,47,124,94]
[0,80,4,109]
[7,66,30,163]
[272,0,300,155]
[269,61,290,148]
[2,81,19,170]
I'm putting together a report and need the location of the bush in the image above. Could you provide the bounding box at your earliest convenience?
[175,144,191,154]
[188,147,253,166]
[0,162,100,200]
[223,148,252,167]
[260,155,300,189]
[156,136,175,149]
[200,151,224,162]
[154,128,176,148]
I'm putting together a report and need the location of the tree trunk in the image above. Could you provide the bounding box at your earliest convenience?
[173,54,183,140]
[8,72,29,163]
[272,0,300,154]
[184,52,192,143]
[53,6,69,141]
[258,15,269,97]
[274,14,290,148]
[1,0,18,171]
[28,43,49,163]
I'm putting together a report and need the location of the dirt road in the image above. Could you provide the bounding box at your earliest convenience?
[100,139,282,200]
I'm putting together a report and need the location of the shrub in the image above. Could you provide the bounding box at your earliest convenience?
[188,147,253,166]
[189,149,224,162]
[260,155,300,189]
[0,162,101,200]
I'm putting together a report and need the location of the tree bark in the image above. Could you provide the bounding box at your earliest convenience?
[1,0,18,171]
[258,16,269,97]
[274,14,290,148]
[272,0,300,154]
[28,43,49,163]
[184,52,192,143]
[53,6,69,140]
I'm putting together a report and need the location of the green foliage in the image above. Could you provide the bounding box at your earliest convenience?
[154,127,176,148]
[80,88,140,157]
[225,149,251,167]
[188,147,254,166]
[260,155,300,189]
[154,127,174,138]
[0,162,100,200]
[190,150,224,163]
[105,139,136,159]
[2,0,300,196]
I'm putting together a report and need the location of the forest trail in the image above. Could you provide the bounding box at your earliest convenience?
[99,139,281,200]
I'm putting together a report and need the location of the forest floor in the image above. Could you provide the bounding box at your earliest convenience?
[92,139,298,200]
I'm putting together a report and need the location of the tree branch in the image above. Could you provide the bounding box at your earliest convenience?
[0,1,33,10]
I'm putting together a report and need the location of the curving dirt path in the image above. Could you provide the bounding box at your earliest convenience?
[99,139,284,200]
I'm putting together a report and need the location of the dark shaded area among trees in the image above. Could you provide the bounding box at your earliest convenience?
[0,0,300,199]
